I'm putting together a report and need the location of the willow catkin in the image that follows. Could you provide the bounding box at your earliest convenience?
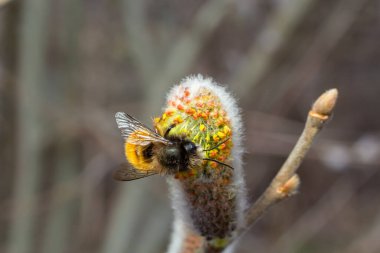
[154,75,247,253]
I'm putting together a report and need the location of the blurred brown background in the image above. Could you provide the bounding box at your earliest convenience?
[1,0,380,253]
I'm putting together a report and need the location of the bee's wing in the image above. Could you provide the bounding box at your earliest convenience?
[113,163,158,181]
[115,112,170,145]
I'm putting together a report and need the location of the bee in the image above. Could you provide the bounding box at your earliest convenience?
[113,112,233,181]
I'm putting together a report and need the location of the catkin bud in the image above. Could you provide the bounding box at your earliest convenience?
[311,89,338,118]
[163,75,247,253]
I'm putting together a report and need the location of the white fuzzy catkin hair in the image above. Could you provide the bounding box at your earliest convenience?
[166,75,247,253]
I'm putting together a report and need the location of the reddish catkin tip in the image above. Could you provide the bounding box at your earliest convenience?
[311,88,338,119]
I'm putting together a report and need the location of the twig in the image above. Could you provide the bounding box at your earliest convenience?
[235,88,338,240]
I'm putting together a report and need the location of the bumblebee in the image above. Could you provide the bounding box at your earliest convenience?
[114,112,232,181]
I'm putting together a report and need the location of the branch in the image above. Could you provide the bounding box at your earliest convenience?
[236,88,338,239]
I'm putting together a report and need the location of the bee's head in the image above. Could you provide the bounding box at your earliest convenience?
[182,141,197,155]
[159,140,198,173]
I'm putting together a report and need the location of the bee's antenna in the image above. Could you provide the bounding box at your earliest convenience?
[164,116,190,139]
[202,137,230,152]
[164,123,177,138]
[202,158,234,170]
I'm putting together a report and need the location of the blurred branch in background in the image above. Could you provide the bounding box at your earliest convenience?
[41,142,79,253]
[126,0,233,115]
[268,173,376,253]
[244,111,380,172]
[7,0,50,253]
[132,205,171,253]
[0,0,19,242]
[230,0,316,100]
[101,181,156,253]
[145,0,232,113]
[265,0,368,113]
[41,0,83,252]
[0,0,12,8]
[123,0,157,84]
[343,210,380,253]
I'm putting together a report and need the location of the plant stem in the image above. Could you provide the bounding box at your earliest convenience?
[236,89,338,241]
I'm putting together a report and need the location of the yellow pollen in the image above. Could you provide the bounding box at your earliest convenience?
[223,125,231,134]
[217,131,226,139]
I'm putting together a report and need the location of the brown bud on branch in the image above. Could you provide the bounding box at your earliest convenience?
[310,89,338,120]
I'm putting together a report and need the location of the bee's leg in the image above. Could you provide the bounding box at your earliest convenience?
[164,123,177,138]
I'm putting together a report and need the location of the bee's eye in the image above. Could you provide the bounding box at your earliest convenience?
[183,142,197,154]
